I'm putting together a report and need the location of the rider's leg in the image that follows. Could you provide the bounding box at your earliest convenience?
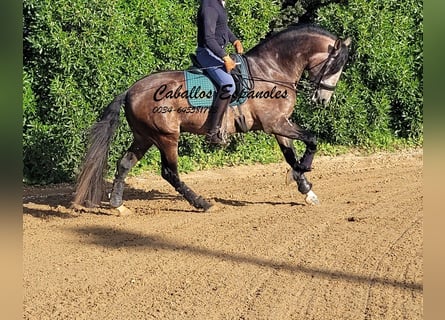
[196,47,235,145]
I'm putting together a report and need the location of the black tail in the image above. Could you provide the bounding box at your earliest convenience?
[73,91,127,207]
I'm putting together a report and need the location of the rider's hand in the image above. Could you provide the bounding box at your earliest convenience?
[222,55,236,72]
[233,40,244,54]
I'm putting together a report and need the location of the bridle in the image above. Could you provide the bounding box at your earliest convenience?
[306,38,342,92]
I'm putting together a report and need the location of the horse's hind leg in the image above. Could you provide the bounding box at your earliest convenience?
[109,140,152,208]
[275,135,319,205]
[158,135,212,211]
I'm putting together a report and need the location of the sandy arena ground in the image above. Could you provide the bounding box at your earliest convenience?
[23,149,423,319]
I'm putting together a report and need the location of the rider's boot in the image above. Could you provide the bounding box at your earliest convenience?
[206,92,231,145]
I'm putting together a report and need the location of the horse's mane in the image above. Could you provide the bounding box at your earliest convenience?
[281,24,337,40]
[247,24,349,76]
[248,24,337,54]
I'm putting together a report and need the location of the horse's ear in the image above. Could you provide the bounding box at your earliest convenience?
[343,37,352,48]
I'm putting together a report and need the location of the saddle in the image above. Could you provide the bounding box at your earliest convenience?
[186,53,252,132]
[187,53,253,107]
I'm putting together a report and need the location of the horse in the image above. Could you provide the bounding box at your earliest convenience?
[73,24,351,212]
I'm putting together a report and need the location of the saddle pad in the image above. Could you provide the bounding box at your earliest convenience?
[184,71,216,107]
[184,54,250,108]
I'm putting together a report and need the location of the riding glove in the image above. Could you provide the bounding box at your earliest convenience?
[222,55,236,72]
[233,40,244,54]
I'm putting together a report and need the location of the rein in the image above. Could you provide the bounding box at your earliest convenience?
[231,38,343,95]
[235,73,298,92]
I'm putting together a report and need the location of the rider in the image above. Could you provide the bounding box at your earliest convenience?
[196,0,244,145]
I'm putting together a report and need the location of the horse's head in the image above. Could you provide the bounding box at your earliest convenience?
[307,37,351,105]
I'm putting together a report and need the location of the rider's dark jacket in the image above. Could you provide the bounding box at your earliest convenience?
[197,0,238,58]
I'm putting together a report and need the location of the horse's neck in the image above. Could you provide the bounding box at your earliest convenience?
[246,41,308,84]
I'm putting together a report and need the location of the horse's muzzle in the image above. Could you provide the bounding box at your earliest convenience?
[312,89,331,106]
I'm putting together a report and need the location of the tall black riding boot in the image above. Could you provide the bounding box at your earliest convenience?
[206,93,231,145]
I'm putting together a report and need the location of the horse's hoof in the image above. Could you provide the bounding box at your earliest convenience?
[109,195,123,208]
[202,199,220,213]
[305,190,320,205]
[114,204,133,216]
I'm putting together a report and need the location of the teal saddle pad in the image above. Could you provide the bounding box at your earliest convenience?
[184,54,250,108]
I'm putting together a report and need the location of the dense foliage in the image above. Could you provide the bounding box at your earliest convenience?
[301,0,423,145]
[23,0,423,184]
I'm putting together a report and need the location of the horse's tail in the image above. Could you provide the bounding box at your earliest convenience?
[73,90,128,208]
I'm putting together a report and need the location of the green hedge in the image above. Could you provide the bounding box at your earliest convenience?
[308,0,423,145]
[23,0,422,184]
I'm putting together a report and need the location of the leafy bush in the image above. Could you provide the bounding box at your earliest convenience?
[23,0,280,183]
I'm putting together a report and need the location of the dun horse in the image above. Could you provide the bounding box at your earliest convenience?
[73,24,351,212]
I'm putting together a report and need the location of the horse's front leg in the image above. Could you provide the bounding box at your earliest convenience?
[273,119,317,172]
[275,135,319,205]
[273,121,319,205]
[272,118,317,172]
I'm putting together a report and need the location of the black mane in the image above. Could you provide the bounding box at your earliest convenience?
[280,24,337,40]
[247,24,349,76]
[247,24,337,55]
